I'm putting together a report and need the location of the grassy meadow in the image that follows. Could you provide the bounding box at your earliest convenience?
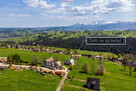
[0,48,136,91]
[0,69,61,91]
[1,31,136,43]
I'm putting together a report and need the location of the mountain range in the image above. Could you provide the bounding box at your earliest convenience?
[63,20,136,31]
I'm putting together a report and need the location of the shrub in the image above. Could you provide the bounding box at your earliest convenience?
[30,56,41,66]
[96,64,105,76]
[133,67,136,72]
[7,54,22,64]
[69,66,72,70]
[82,62,89,74]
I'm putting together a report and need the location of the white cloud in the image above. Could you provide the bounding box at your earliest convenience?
[9,13,30,17]
[38,0,135,20]
[91,0,134,12]
[18,14,30,17]
[23,0,55,9]
[9,13,15,17]
[55,0,135,16]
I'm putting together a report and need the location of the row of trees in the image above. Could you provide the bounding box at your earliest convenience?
[122,54,136,76]
[7,54,24,64]
[7,54,41,65]
[21,33,136,55]
[82,55,105,76]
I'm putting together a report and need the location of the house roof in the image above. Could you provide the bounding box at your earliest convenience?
[55,61,61,66]
[46,57,54,62]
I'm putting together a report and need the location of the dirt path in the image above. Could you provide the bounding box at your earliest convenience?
[56,69,69,91]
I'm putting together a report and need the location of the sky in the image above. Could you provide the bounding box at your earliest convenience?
[0,0,136,27]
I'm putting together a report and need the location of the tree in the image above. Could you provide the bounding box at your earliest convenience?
[66,48,71,53]
[73,49,78,55]
[7,54,22,64]
[128,54,134,76]
[96,64,105,76]
[96,54,105,76]
[12,54,22,64]
[118,54,122,58]
[7,55,12,63]
[30,56,41,66]
[92,55,95,75]
[82,62,89,74]
[77,56,80,69]
[123,54,134,76]
[122,54,129,71]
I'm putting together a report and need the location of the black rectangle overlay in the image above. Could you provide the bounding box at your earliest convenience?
[86,37,126,45]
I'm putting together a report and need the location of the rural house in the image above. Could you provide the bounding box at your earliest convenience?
[34,48,40,52]
[43,57,62,70]
[0,57,7,63]
[63,60,71,65]
[16,45,20,49]
[70,58,75,65]
[54,61,62,70]
[43,57,55,69]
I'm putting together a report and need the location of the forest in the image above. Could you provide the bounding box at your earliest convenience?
[1,30,135,55]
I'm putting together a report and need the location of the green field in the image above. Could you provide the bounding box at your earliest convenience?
[0,69,61,91]
[0,47,71,64]
[62,58,136,91]
[0,48,136,91]
[1,31,136,43]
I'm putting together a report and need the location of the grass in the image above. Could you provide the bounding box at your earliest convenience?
[0,48,136,91]
[1,31,136,43]
[0,47,71,64]
[64,60,136,91]
[0,69,61,91]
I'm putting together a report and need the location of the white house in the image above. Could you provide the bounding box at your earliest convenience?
[70,58,75,65]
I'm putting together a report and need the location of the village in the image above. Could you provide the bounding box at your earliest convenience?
[0,42,136,91]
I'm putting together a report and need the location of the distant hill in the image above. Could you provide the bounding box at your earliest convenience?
[1,31,136,55]
[65,20,136,31]
[0,20,136,39]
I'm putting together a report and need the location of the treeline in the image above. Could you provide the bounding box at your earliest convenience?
[0,28,65,39]
[20,35,136,55]
[2,30,136,55]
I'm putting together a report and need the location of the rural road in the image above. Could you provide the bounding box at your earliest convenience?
[56,69,69,91]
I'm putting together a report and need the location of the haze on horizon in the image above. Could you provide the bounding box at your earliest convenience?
[0,0,136,27]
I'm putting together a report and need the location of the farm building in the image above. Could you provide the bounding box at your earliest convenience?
[55,50,64,54]
[70,58,75,65]
[63,60,71,65]
[6,45,11,48]
[43,57,62,70]
[86,77,100,90]
[0,66,8,70]
[46,49,50,52]
[117,58,123,61]
[34,48,40,52]
[128,62,136,67]
[54,61,62,70]
[65,52,72,55]
[82,54,91,58]
[43,57,55,69]
[72,55,82,59]
[55,49,61,53]
[0,57,7,63]
[16,45,20,49]
[63,59,75,65]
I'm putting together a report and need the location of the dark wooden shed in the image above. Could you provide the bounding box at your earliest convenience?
[86,77,100,90]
